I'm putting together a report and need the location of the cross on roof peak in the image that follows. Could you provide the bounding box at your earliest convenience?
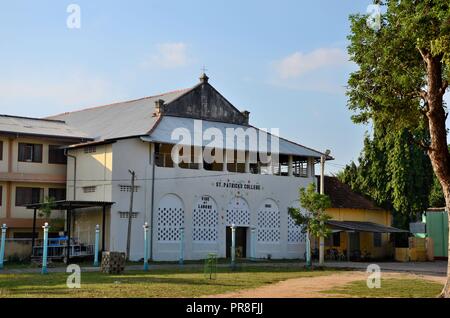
[199,67,209,83]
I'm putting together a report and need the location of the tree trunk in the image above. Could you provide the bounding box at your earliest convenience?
[423,55,450,297]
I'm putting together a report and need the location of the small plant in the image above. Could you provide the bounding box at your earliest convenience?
[38,196,56,218]
[289,183,332,269]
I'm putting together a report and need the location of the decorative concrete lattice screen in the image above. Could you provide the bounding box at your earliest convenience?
[157,194,184,242]
[193,196,218,242]
[226,197,250,226]
[257,199,281,242]
[288,201,307,243]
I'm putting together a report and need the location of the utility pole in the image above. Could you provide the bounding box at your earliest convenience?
[126,170,136,261]
[319,150,330,266]
[319,154,325,266]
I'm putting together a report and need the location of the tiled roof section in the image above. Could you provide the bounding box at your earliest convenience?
[319,176,383,211]
[0,114,89,140]
[47,88,191,140]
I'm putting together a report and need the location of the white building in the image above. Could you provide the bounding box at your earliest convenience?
[48,74,329,261]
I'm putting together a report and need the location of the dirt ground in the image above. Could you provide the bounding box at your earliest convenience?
[206,271,446,298]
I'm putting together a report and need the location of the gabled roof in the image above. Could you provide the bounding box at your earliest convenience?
[47,75,328,158]
[48,88,191,140]
[0,114,90,140]
[319,176,383,211]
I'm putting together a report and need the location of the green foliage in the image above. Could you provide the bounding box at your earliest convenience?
[338,125,434,227]
[288,183,332,239]
[38,196,56,218]
[347,0,449,135]
[345,0,450,227]
[429,174,446,207]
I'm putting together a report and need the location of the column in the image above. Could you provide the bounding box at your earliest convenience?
[93,224,100,267]
[196,146,203,170]
[173,145,180,169]
[288,155,293,177]
[223,149,228,172]
[245,151,250,173]
[0,224,7,269]
[143,222,149,271]
[231,224,236,268]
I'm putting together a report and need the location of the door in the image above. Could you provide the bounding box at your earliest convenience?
[349,232,360,259]
[226,227,248,258]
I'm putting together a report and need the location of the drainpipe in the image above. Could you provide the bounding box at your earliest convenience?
[149,143,156,260]
[64,149,77,200]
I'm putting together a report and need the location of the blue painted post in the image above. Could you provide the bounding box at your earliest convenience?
[93,224,100,267]
[179,227,184,265]
[306,231,311,269]
[143,222,149,271]
[0,224,7,270]
[250,227,256,261]
[42,222,49,275]
[231,224,236,268]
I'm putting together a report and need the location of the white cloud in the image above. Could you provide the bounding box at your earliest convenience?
[141,42,191,69]
[273,48,349,80]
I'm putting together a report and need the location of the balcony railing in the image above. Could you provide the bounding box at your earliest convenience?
[155,152,309,178]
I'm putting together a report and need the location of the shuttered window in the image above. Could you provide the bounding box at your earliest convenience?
[15,187,43,206]
[18,143,43,163]
[48,145,67,164]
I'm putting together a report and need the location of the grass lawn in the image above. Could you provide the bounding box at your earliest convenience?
[322,278,443,298]
[0,266,335,298]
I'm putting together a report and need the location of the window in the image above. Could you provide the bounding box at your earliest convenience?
[119,185,139,192]
[0,185,2,206]
[118,211,139,219]
[48,188,66,201]
[0,140,3,160]
[15,187,43,206]
[48,145,67,164]
[83,186,96,193]
[18,143,42,163]
[84,146,96,154]
[373,232,382,247]
[332,232,341,247]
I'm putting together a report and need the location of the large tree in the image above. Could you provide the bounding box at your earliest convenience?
[347,0,450,296]
[338,125,434,228]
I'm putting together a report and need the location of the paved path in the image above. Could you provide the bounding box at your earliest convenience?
[0,260,447,276]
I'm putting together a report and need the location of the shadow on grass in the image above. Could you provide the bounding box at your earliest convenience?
[0,266,341,298]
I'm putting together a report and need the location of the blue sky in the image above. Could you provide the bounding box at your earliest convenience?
[0,1,379,173]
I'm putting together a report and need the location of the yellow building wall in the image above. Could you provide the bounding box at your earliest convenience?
[325,208,393,259]
[66,144,113,201]
[0,135,70,233]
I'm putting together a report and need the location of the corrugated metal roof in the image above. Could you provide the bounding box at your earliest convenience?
[326,220,408,233]
[0,115,89,139]
[141,116,325,158]
[48,89,191,140]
